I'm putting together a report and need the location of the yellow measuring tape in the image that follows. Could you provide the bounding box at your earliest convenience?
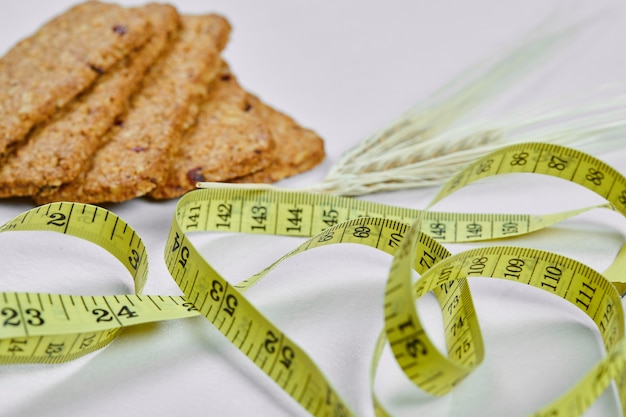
[0,142,625,416]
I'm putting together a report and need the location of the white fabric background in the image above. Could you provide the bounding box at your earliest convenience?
[1,1,626,416]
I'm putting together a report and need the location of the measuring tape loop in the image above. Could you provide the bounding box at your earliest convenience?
[0,142,625,416]
[0,202,150,293]
[382,241,626,417]
[0,202,199,363]
[432,142,626,218]
[228,212,484,413]
[167,202,366,416]
[427,140,626,295]
[376,141,626,415]
[193,181,616,245]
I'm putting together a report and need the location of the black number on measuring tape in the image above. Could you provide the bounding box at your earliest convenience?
[210,280,224,302]
[585,168,604,186]
[575,282,597,311]
[510,152,528,166]
[352,226,370,238]
[419,250,436,269]
[209,282,240,317]
[318,230,334,243]
[455,339,472,360]
[447,295,460,315]
[46,212,67,227]
[466,222,482,239]
[599,301,615,333]
[286,208,303,232]
[619,190,626,206]
[178,246,190,268]
[171,232,181,252]
[436,266,454,287]
[79,335,96,350]
[501,221,519,235]
[406,336,428,358]
[475,158,493,174]
[548,155,567,171]
[2,307,20,327]
[92,306,137,322]
[223,294,238,317]
[7,338,27,353]
[216,203,232,228]
[439,281,455,295]
[396,316,429,360]
[279,345,295,369]
[503,258,525,279]
[93,308,113,322]
[264,330,295,369]
[128,249,141,271]
[171,234,189,268]
[45,342,65,357]
[187,205,201,229]
[2,307,44,327]
[117,305,138,319]
[264,330,279,353]
[25,308,44,326]
[541,265,562,291]
[322,209,339,227]
[388,232,403,248]
[467,257,488,276]
[251,205,267,231]
[451,316,464,336]
[429,221,446,239]
[182,302,198,312]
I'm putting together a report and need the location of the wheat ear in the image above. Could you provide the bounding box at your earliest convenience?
[311,13,626,195]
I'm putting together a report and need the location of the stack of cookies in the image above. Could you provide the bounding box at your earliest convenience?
[0,2,325,204]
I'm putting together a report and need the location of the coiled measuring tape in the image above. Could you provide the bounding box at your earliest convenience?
[0,142,625,416]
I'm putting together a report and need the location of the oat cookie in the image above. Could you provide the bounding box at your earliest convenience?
[37,14,232,204]
[150,62,274,199]
[0,1,153,157]
[0,4,180,198]
[231,100,325,183]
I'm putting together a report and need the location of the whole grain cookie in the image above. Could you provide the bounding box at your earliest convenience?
[231,99,325,183]
[36,14,232,204]
[150,62,274,200]
[0,1,153,157]
[0,4,180,198]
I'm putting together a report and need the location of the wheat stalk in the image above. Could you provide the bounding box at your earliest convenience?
[310,85,626,195]
[310,12,626,196]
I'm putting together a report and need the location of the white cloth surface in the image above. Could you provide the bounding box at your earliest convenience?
[1,1,626,416]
